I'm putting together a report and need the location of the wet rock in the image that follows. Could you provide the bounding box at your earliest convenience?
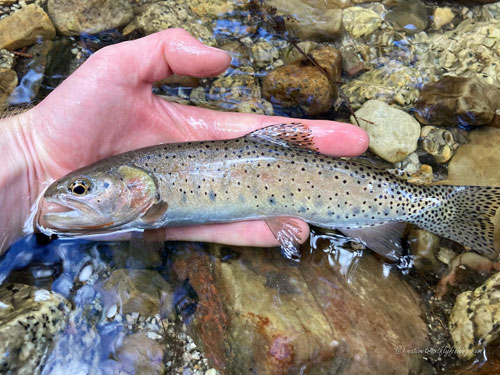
[406,164,434,185]
[135,2,214,46]
[340,47,366,77]
[0,49,14,69]
[341,61,424,109]
[0,4,55,50]
[420,126,460,164]
[433,7,454,29]
[116,332,165,375]
[267,0,342,41]
[236,98,274,115]
[280,41,317,65]
[445,126,500,186]
[304,0,381,8]
[47,0,132,36]
[156,74,200,88]
[250,39,279,69]
[187,0,235,18]
[408,228,443,273]
[449,271,500,359]
[173,244,429,374]
[0,68,17,105]
[262,46,341,116]
[352,99,420,163]
[219,40,251,68]
[0,283,71,375]
[415,76,500,127]
[413,19,500,88]
[209,66,261,109]
[96,269,173,317]
[342,6,382,38]
[385,0,428,34]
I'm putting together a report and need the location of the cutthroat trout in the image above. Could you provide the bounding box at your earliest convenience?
[38,123,500,261]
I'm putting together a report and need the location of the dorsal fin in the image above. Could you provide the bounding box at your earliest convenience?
[246,123,318,152]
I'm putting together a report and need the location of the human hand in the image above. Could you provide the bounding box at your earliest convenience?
[9,28,368,250]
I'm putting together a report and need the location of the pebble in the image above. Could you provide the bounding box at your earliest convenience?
[106,304,117,319]
[342,6,382,37]
[78,264,93,283]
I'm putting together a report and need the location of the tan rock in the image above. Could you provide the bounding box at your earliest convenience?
[47,0,133,36]
[96,269,173,317]
[449,271,500,359]
[445,127,500,186]
[0,68,17,106]
[173,244,429,374]
[342,6,382,38]
[0,4,55,51]
[433,7,454,29]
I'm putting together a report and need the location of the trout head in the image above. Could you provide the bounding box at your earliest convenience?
[38,164,159,235]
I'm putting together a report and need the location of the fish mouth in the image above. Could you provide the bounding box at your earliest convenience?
[38,196,114,234]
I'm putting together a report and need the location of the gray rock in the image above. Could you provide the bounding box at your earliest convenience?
[47,0,133,36]
[0,283,70,375]
[352,99,421,163]
[250,39,279,69]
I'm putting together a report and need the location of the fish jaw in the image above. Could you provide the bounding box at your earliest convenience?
[38,196,117,234]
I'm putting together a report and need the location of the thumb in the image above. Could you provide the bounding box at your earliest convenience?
[86,28,231,84]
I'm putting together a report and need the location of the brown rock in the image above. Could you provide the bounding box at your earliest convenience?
[0,68,17,105]
[116,332,165,375]
[0,4,55,51]
[96,269,173,317]
[444,126,500,186]
[47,0,133,36]
[173,244,429,374]
[262,46,341,116]
[415,76,500,127]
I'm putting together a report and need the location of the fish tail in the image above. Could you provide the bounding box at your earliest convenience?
[411,186,500,260]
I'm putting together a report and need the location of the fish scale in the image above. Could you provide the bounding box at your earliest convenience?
[39,123,500,261]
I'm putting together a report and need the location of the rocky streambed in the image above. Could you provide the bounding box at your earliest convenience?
[3,0,500,374]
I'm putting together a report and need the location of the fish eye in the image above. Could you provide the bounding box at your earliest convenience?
[69,179,91,196]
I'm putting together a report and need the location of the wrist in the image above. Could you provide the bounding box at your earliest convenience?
[0,109,46,253]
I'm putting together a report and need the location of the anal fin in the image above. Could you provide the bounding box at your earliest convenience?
[339,222,407,261]
[265,217,306,261]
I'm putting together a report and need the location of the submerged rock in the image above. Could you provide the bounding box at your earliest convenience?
[0,4,55,50]
[341,61,424,109]
[352,99,420,163]
[342,6,382,38]
[420,126,461,164]
[172,244,429,374]
[262,46,341,116]
[385,0,428,34]
[116,332,165,375]
[96,269,174,317]
[449,271,500,359]
[445,126,500,186]
[266,0,342,41]
[47,0,133,36]
[135,1,214,45]
[432,7,454,29]
[0,49,15,69]
[415,76,500,127]
[0,283,71,375]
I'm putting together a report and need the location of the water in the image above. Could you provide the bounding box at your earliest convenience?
[2,0,500,373]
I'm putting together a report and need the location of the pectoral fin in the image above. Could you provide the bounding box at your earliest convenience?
[265,217,307,261]
[339,222,407,261]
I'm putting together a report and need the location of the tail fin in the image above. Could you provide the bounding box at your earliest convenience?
[411,186,500,260]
